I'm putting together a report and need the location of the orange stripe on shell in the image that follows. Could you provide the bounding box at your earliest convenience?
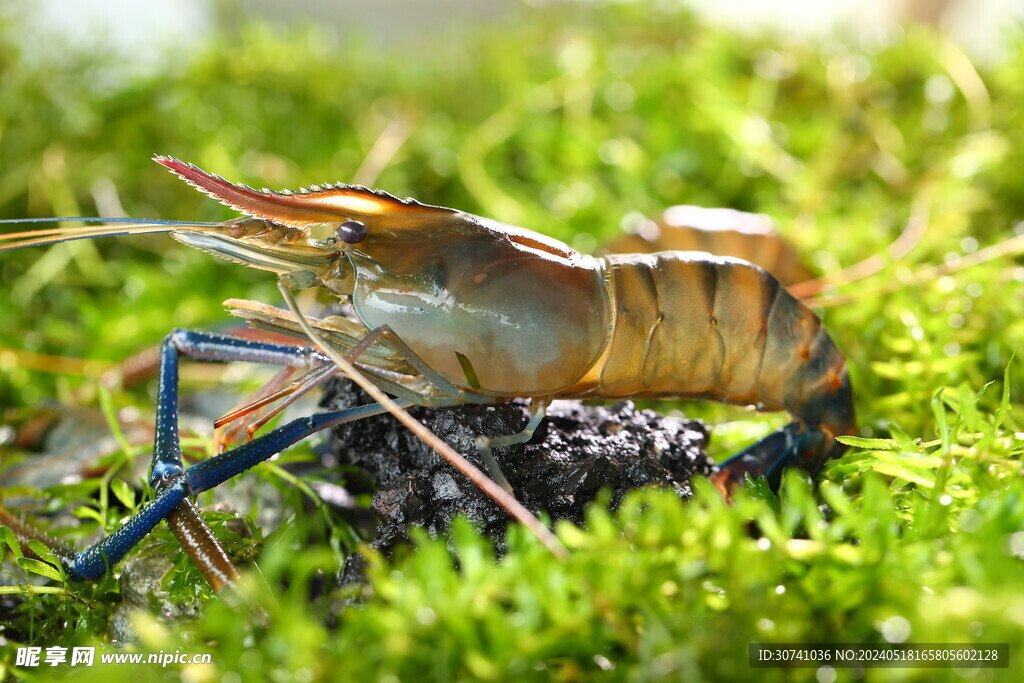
[153,155,438,228]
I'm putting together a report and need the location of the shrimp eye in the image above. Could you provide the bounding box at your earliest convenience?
[338,220,367,244]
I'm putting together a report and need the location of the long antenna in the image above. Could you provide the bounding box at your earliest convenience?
[0,217,222,251]
[0,217,221,225]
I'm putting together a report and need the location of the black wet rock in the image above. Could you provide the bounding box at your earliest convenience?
[321,379,712,561]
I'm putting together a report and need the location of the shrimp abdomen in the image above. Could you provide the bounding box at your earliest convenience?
[586,252,854,441]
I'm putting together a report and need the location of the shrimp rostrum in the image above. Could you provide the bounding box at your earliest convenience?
[0,156,854,585]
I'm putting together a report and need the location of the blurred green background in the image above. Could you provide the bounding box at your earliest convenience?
[1,1,1023,681]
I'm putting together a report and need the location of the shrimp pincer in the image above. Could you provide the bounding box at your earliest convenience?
[0,155,854,586]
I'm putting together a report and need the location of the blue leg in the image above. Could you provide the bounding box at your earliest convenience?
[67,399,397,581]
[709,422,833,496]
[149,329,328,484]
[64,329,397,582]
[69,479,189,580]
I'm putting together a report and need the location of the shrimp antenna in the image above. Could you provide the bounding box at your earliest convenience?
[0,217,220,226]
[0,217,222,251]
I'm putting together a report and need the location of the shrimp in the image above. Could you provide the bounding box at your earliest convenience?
[602,204,817,288]
[0,156,854,585]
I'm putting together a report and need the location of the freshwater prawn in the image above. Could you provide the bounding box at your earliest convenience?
[0,156,855,588]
